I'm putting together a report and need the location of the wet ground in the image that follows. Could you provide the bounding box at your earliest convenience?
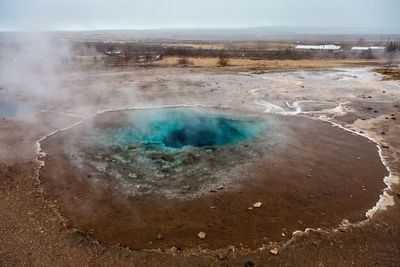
[40,108,387,250]
[1,65,400,266]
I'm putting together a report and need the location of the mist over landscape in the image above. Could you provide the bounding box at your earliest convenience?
[1,1,400,266]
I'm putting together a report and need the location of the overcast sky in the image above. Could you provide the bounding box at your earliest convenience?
[0,0,399,33]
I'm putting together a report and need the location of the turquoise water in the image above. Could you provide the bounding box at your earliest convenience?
[98,108,265,149]
[61,107,279,197]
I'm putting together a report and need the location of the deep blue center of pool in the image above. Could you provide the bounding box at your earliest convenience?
[163,117,247,148]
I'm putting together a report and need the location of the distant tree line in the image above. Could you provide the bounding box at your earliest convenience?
[67,40,400,67]
[386,41,400,53]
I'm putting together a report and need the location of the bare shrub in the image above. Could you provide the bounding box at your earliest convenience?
[177,58,189,65]
[218,54,229,67]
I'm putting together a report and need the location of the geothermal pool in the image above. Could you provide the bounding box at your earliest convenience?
[39,107,387,250]
[46,108,277,197]
[105,108,265,148]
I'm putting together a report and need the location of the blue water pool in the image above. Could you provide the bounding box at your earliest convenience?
[98,108,265,149]
[60,107,279,197]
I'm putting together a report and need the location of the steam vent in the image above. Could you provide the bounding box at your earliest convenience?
[40,107,387,250]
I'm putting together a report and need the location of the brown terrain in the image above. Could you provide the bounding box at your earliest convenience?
[1,57,400,266]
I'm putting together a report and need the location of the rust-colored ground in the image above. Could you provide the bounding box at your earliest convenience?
[39,113,387,251]
[1,63,400,266]
[372,68,400,80]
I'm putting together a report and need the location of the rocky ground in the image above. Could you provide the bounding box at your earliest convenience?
[0,62,400,266]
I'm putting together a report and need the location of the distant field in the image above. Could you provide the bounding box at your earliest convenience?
[153,57,386,70]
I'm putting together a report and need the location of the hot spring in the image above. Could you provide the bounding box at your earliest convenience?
[57,107,277,197]
[39,107,387,249]
[99,108,265,148]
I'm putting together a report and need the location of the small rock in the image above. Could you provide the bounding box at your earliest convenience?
[155,172,165,178]
[244,261,255,267]
[197,231,206,239]
[156,234,164,240]
[357,157,361,160]
[361,185,367,191]
[128,144,142,149]
[248,206,254,210]
[143,184,152,189]
[94,155,103,160]
[135,169,146,176]
[270,248,279,255]
[381,131,386,135]
[253,202,262,208]
[306,174,312,178]
[217,251,228,260]
[312,241,319,246]
[216,185,224,190]
[382,145,389,148]
[161,165,171,171]
[183,156,196,165]
[128,173,137,178]
[183,185,191,190]
[151,153,174,162]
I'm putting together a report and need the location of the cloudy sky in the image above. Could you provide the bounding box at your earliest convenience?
[0,0,399,33]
